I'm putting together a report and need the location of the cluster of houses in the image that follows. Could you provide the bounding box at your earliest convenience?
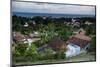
[47,28,91,57]
[12,17,92,57]
[23,20,36,27]
[12,28,91,57]
[64,18,80,28]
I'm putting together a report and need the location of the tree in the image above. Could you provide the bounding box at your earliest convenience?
[14,43,28,56]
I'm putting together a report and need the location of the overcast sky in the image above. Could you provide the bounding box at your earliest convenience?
[12,1,95,15]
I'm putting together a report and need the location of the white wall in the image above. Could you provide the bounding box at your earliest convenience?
[0,0,100,67]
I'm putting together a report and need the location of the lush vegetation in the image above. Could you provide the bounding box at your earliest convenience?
[12,15,96,64]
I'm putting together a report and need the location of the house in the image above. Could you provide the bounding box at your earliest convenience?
[72,18,76,23]
[29,20,36,25]
[13,32,26,42]
[64,21,70,26]
[24,22,29,27]
[29,31,40,38]
[42,16,47,20]
[48,37,67,53]
[12,32,41,50]
[73,21,80,27]
[13,32,40,42]
[37,37,67,53]
[85,21,93,25]
[73,28,86,35]
[65,29,91,57]
[64,18,80,27]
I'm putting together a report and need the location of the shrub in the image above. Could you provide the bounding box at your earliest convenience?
[14,43,28,56]
[54,52,66,59]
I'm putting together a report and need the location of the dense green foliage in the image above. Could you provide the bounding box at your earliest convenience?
[12,15,96,63]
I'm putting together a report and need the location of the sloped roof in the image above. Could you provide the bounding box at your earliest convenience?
[74,34,91,41]
[68,34,91,48]
[13,32,26,42]
[48,37,66,52]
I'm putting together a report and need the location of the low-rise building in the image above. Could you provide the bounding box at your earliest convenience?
[66,29,91,57]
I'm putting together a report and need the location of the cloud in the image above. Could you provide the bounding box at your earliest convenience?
[12,1,95,15]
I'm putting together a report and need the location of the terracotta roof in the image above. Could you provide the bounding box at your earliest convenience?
[74,34,91,41]
[13,32,26,42]
[48,37,66,52]
[68,34,91,48]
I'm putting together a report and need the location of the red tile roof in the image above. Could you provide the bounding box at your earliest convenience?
[48,37,66,52]
[68,34,91,48]
[13,32,26,42]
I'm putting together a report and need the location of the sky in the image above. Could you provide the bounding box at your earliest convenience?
[12,1,95,15]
